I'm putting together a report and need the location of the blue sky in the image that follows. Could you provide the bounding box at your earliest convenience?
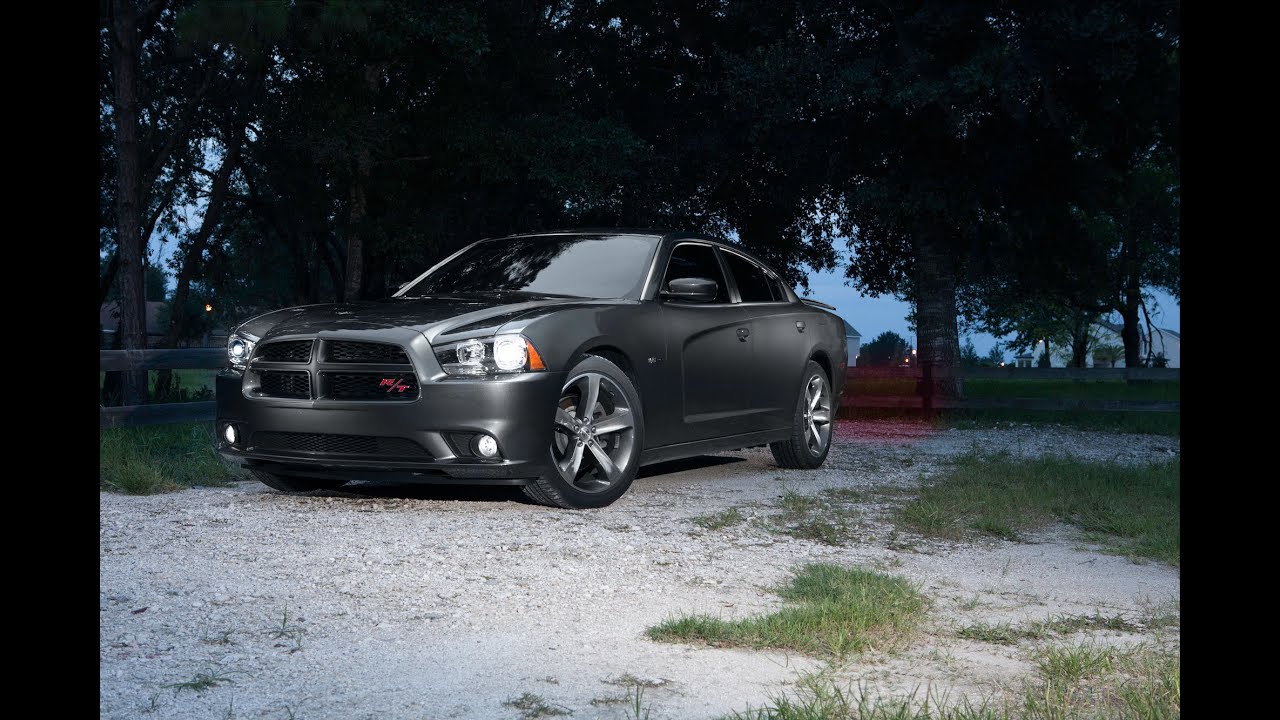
[801,264,1181,358]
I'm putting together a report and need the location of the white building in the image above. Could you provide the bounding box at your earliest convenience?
[1017,322,1180,368]
[843,319,862,367]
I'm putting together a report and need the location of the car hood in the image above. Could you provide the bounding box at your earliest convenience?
[235,295,594,343]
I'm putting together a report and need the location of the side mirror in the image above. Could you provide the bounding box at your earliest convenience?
[661,277,719,303]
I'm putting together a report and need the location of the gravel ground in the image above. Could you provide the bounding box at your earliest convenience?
[100,420,1180,719]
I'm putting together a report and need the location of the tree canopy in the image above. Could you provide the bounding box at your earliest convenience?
[101,0,1179,400]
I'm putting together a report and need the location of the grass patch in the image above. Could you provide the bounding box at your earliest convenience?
[1024,642,1179,717]
[958,613,1143,646]
[941,408,1179,436]
[722,643,1178,719]
[100,421,242,494]
[648,563,927,658]
[896,454,1179,565]
[502,692,571,718]
[771,491,864,546]
[162,669,241,696]
[846,378,1180,435]
[693,507,746,530]
[965,379,1179,402]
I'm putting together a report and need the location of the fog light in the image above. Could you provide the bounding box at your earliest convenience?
[223,424,238,444]
[475,434,499,458]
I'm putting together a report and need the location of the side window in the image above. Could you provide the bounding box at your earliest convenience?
[661,244,730,303]
[722,252,775,303]
[765,273,788,302]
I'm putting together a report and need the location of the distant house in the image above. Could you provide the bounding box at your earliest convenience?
[100,301,166,348]
[1015,321,1181,368]
[842,319,862,367]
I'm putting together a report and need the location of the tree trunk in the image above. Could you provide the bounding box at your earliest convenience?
[1037,338,1051,368]
[343,64,381,303]
[343,148,370,302]
[110,0,149,406]
[1120,287,1142,367]
[1069,333,1090,368]
[154,126,243,400]
[913,232,962,398]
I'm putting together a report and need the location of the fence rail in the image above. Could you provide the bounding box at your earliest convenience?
[100,348,224,429]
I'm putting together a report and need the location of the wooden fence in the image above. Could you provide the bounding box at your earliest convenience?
[99,348,224,429]
[842,365,1180,414]
[100,350,1180,429]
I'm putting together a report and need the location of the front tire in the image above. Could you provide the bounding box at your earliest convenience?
[770,360,834,469]
[522,355,644,509]
[250,469,348,493]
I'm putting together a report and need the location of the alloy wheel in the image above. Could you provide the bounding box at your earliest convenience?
[802,374,832,455]
[551,371,636,492]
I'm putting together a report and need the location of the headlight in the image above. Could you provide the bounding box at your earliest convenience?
[226,332,257,369]
[435,334,546,376]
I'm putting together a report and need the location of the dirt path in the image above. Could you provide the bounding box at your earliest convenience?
[99,421,1180,719]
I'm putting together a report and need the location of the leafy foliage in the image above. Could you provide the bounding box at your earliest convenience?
[101,0,1178,371]
[861,331,912,368]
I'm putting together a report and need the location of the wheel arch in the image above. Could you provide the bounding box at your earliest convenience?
[579,344,638,387]
[808,349,833,383]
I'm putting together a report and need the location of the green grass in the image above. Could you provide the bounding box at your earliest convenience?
[770,490,864,546]
[957,613,1143,646]
[845,378,1180,435]
[1024,642,1179,717]
[965,379,1179,402]
[693,507,747,530]
[721,643,1178,719]
[896,454,1180,565]
[648,564,927,658]
[942,409,1179,436]
[100,421,242,494]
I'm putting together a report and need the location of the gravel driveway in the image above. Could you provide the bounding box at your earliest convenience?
[100,420,1180,719]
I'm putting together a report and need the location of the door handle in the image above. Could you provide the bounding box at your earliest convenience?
[737,327,750,341]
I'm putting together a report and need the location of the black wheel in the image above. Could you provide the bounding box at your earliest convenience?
[770,360,834,469]
[522,355,644,509]
[250,469,348,493]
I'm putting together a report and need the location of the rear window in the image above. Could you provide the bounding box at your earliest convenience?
[723,252,776,303]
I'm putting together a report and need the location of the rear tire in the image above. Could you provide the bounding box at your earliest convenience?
[522,355,644,509]
[770,360,833,469]
[250,469,348,493]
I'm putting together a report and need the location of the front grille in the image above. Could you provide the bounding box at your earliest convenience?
[252,432,431,457]
[258,370,311,399]
[326,341,410,364]
[256,340,313,363]
[324,372,419,400]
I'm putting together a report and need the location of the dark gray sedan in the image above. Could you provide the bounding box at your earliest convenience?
[216,229,847,508]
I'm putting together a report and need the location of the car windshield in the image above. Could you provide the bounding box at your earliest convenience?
[399,234,660,299]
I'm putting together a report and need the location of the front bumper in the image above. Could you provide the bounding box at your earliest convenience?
[215,368,565,484]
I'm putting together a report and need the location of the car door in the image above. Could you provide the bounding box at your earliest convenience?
[654,242,755,444]
[720,249,813,431]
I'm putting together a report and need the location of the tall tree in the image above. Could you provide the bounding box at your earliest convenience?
[861,331,912,367]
